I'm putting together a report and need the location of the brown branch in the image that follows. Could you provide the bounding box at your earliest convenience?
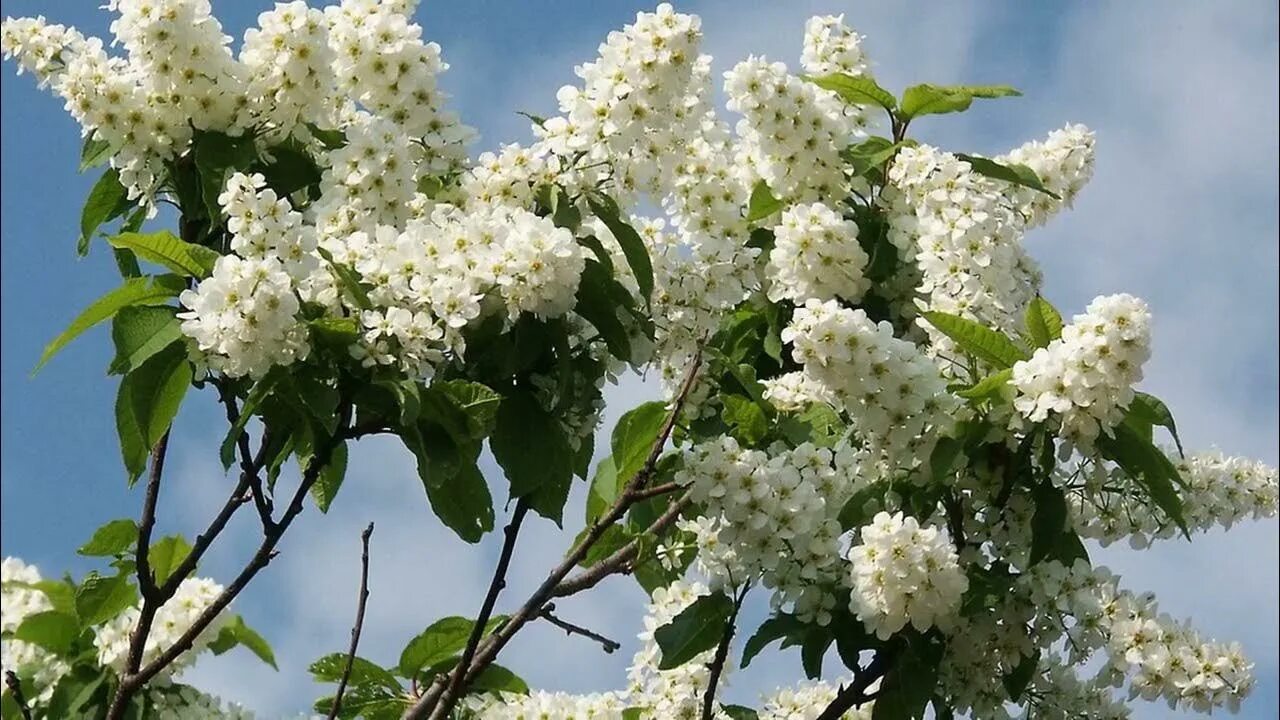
[217,382,274,529]
[106,400,352,720]
[538,603,621,654]
[4,671,33,720]
[701,583,749,720]
[441,499,531,707]
[410,351,705,720]
[814,648,896,720]
[627,480,681,503]
[328,522,375,720]
[119,431,171,685]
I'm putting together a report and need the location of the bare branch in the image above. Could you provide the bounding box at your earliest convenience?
[4,671,33,720]
[813,648,896,720]
[538,603,621,654]
[328,522,375,720]
[119,431,171,683]
[217,382,274,529]
[553,490,691,598]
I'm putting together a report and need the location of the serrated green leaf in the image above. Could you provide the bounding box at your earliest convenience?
[80,134,113,172]
[872,639,944,720]
[655,592,733,670]
[14,611,80,656]
[434,381,501,439]
[1023,296,1064,348]
[491,390,573,523]
[957,154,1060,199]
[1099,423,1189,536]
[574,259,633,360]
[741,613,807,669]
[316,246,373,311]
[222,616,278,670]
[108,231,220,278]
[921,311,1029,368]
[1128,392,1184,457]
[75,573,137,627]
[471,664,529,695]
[77,519,139,557]
[587,193,654,303]
[309,653,401,692]
[116,344,192,485]
[35,275,185,374]
[929,437,964,484]
[1029,483,1068,565]
[586,455,621,523]
[80,167,132,256]
[900,83,1020,119]
[838,481,890,531]
[800,628,832,679]
[397,615,506,678]
[148,535,193,587]
[308,316,360,350]
[723,705,760,720]
[956,368,1013,401]
[108,306,182,375]
[745,180,784,223]
[193,129,258,222]
[310,441,347,513]
[612,401,668,488]
[805,73,897,110]
[722,394,768,446]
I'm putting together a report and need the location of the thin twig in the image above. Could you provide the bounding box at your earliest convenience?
[441,499,531,706]
[411,352,705,720]
[538,603,621,654]
[328,523,375,720]
[119,431,170,685]
[701,583,749,720]
[813,648,896,720]
[627,480,682,503]
[217,382,274,529]
[4,671,33,720]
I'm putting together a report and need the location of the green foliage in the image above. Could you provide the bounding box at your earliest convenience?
[956,368,1013,402]
[741,613,807,669]
[654,591,733,670]
[147,534,193,587]
[1028,482,1069,565]
[872,636,945,720]
[309,654,401,692]
[574,259,636,360]
[115,344,192,485]
[957,154,1059,199]
[842,137,914,181]
[723,705,761,720]
[80,134,114,172]
[611,401,668,487]
[1098,422,1189,536]
[722,394,768,446]
[585,455,621,523]
[491,389,574,523]
[469,664,529,694]
[77,519,139,557]
[1022,296,1064,348]
[746,180,784,222]
[586,192,654,303]
[14,610,80,655]
[107,305,182,375]
[192,129,257,223]
[310,441,348,513]
[899,84,1020,120]
[35,275,185,373]
[397,615,506,678]
[80,168,132,256]
[75,572,137,626]
[921,311,1029,368]
[108,230,219,278]
[805,73,897,110]
[1003,649,1040,701]
[1127,392,1184,456]
[208,615,278,669]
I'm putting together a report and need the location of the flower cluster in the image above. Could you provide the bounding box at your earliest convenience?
[783,299,959,477]
[239,2,337,137]
[1012,293,1152,447]
[95,577,231,677]
[847,511,968,639]
[761,679,873,720]
[1,558,70,704]
[627,580,727,718]
[675,437,863,623]
[766,202,870,304]
[146,684,254,720]
[999,123,1096,228]
[465,690,630,720]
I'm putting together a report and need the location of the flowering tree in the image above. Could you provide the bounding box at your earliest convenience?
[1,2,1276,719]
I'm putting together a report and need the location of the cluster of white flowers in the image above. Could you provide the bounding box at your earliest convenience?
[783,299,959,477]
[766,202,869,304]
[675,438,863,623]
[1012,293,1152,447]
[1028,659,1131,720]
[760,371,836,413]
[147,684,254,720]
[95,577,231,678]
[239,2,337,137]
[627,580,726,718]
[1072,450,1280,546]
[1024,560,1255,714]
[998,123,1096,228]
[847,511,968,639]
[465,690,630,720]
[937,593,1038,717]
[760,679,873,720]
[1,558,70,705]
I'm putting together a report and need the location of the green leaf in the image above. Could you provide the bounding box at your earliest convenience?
[316,246,373,311]
[422,451,495,544]
[921,311,1029,368]
[80,168,132,256]
[574,259,633,360]
[471,664,529,694]
[397,616,505,678]
[1098,423,1189,536]
[255,143,322,198]
[193,129,258,222]
[745,180,784,223]
[872,639,944,720]
[81,134,114,172]
[1128,392,1184,457]
[14,611,80,656]
[587,193,654,303]
[115,345,192,485]
[491,391,574,523]
[434,381,501,439]
[741,614,807,669]
[957,154,1060,199]
[838,481,890,530]
[5,580,77,616]
[800,628,832,679]
[576,523,633,568]
[75,573,138,627]
[586,456,622,523]
[611,401,668,487]
[306,124,347,150]
[108,230,220,278]
[215,616,278,670]
[108,306,182,375]
[722,394,768,446]
[77,519,139,557]
[956,368,1013,401]
[1003,649,1040,701]
[309,654,401,692]
[654,592,734,670]
[929,437,964,484]
[35,275,185,374]
[308,316,360,350]
[219,369,283,469]
[805,73,897,110]
[1022,296,1064,348]
[1029,483,1069,565]
[723,705,761,720]
[899,83,1020,119]
[148,535,193,587]
[310,441,348,513]
[842,137,913,179]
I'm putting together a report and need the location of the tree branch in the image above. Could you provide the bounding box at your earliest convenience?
[119,431,170,684]
[408,351,704,720]
[217,382,274,529]
[4,671,33,720]
[441,499,531,708]
[701,584,749,720]
[328,522,375,720]
[814,648,896,720]
[105,399,353,720]
[537,603,621,654]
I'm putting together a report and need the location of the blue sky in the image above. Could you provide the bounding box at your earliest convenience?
[1,1,1276,717]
